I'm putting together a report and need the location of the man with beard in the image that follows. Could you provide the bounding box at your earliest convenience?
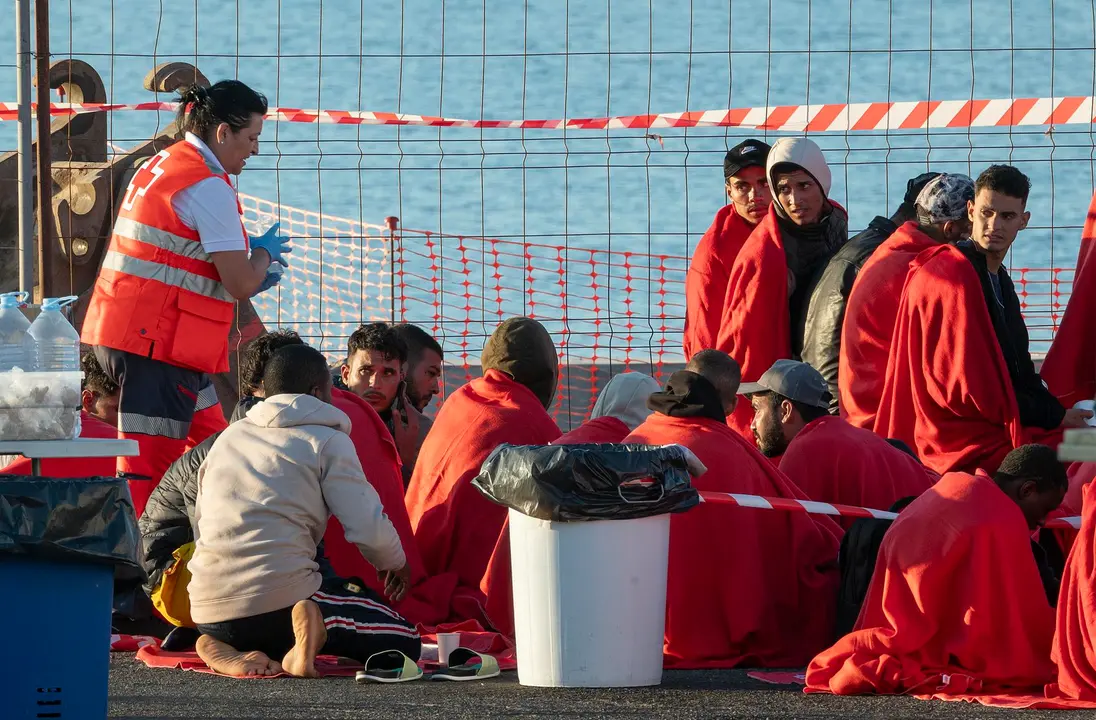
[744,359,933,524]
[392,323,444,412]
[715,137,849,443]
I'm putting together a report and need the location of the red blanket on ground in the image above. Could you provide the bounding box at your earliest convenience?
[779,416,935,527]
[405,370,560,621]
[321,389,455,626]
[1052,481,1096,701]
[839,222,939,429]
[805,470,1056,697]
[0,411,118,477]
[873,245,1025,475]
[479,412,634,636]
[624,412,841,669]
[554,416,631,445]
[1041,191,1096,410]
[684,205,757,360]
[133,620,515,677]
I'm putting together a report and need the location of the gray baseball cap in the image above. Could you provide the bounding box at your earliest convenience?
[738,359,832,409]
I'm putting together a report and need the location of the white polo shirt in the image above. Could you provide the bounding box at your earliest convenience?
[171,132,249,254]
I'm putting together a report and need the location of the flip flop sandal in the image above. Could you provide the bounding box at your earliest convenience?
[431,648,501,681]
[354,650,423,684]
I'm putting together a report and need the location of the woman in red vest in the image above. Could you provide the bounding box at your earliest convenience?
[82,80,291,516]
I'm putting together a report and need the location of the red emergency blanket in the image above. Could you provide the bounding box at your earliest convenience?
[873,245,1025,475]
[624,412,841,668]
[805,470,1056,698]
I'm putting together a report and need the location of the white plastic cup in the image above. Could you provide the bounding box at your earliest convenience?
[436,632,460,667]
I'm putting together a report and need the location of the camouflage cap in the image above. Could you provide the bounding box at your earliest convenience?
[915,172,975,223]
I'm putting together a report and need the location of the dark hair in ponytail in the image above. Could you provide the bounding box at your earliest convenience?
[176,80,268,142]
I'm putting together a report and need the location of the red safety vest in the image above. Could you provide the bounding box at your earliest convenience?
[83,140,245,374]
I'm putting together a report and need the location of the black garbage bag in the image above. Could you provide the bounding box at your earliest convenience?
[472,443,700,521]
[0,475,144,586]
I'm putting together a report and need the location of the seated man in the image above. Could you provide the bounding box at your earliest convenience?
[806,444,1067,697]
[684,139,772,359]
[479,370,663,635]
[801,172,940,411]
[745,359,934,522]
[341,322,429,485]
[140,330,304,630]
[839,173,973,429]
[555,372,661,444]
[189,344,417,677]
[0,351,119,476]
[406,317,561,616]
[715,137,849,443]
[393,322,444,412]
[875,166,1091,474]
[624,350,840,668]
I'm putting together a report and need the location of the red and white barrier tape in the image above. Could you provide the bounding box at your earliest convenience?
[698,491,1082,530]
[2,96,1096,132]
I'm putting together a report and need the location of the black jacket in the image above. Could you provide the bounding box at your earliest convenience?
[957,241,1066,431]
[801,216,899,412]
[139,397,339,596]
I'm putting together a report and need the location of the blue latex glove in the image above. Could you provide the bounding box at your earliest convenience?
[251,269,282,297]
[249,222,292,267]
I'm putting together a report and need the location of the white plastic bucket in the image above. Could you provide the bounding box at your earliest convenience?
[509,508,671,687]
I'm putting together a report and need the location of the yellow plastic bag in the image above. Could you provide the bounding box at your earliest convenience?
[150,542,196,628]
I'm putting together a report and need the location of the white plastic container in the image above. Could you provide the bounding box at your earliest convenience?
[0,370,83,440]
[509,508,671,688]
[0,291,33,372]
[27,296,81,371]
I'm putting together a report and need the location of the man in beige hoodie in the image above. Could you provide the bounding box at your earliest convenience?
[188,343,417,677]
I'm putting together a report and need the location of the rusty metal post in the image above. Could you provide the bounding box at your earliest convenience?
[34,0,51,299]
[15,0,33,293]
[385,216,399,322]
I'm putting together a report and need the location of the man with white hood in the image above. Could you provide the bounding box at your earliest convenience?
[714,137,849,443]
[555,372,663,444]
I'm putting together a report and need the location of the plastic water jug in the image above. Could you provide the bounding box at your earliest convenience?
[0,291,33,371]
[27,296,81,371]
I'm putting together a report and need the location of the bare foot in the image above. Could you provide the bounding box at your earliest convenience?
[196,635,282,677]
[281,600,327,678]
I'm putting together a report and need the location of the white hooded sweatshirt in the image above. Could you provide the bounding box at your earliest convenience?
[188,393,405,624]
[590,372,662,431]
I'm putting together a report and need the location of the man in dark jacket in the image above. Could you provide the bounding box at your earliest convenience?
[801,172,940,411]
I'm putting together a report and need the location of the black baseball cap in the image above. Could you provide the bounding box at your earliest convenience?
[904,172,942,205]
[738,359,832,410]
[723,139,772,181]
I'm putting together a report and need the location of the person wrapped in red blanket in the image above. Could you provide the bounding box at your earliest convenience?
[481,370,662,637]
[0,351,120,477]
[683,139,772,360]
[875,167,1091,475]
[742,359,933,526]
[1041,189,1096,410]
[623,350,840,668]
[555,372,662,444]
[715,137,848,443]
[806,445,1067,698]
[405,317,561,623]
[838,174,973,429]
[1053,480,1096,700]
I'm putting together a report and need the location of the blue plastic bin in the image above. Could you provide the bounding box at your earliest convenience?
[1,556,115,719]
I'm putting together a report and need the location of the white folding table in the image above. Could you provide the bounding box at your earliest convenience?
[0,438,139,475]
